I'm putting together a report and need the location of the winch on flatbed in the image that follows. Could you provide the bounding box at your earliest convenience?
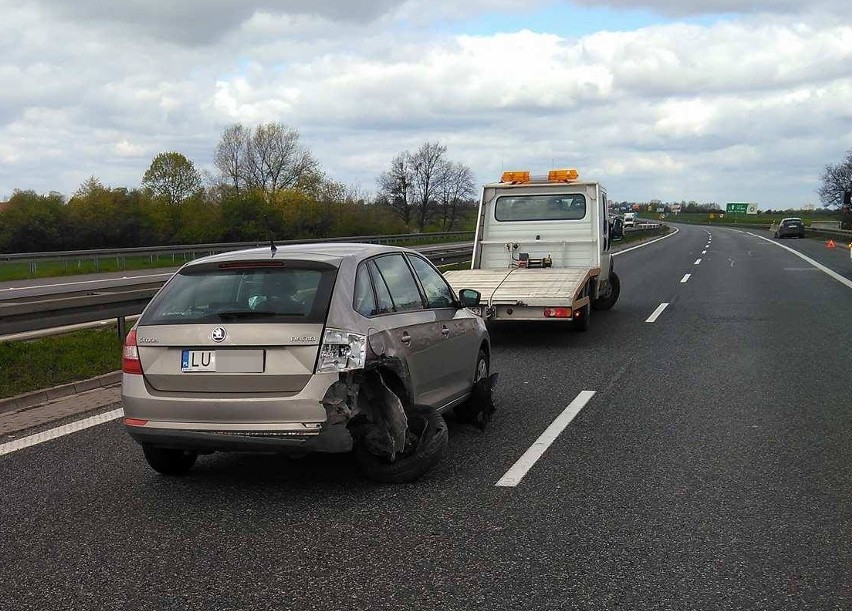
[444,169,623,329]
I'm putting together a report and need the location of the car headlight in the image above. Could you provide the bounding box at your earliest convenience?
[316,328,367,373]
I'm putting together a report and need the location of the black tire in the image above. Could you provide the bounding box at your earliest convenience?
[454,349,494,429]
[592,272,620,311]
[354,412,448,484]
[142,445,198,476]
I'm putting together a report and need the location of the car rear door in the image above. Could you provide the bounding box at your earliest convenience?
[368,255,440,406]
[406,254,480,405]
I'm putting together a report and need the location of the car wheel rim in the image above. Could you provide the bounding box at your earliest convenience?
[475,358,488,383]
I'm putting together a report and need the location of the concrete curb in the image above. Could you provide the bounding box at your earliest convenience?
[0,371,121,416]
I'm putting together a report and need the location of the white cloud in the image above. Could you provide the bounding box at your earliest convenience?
[1,0,851,207]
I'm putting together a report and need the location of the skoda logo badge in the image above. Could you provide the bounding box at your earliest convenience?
[211,327,227,343]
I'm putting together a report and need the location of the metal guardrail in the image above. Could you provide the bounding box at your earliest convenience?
[0,243,474,339]
[0,232,475,275]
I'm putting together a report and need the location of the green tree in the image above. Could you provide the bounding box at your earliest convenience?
[142,152,202,206]
[0,190,66,252]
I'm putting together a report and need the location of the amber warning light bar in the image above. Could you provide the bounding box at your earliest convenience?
[500,169,580,184]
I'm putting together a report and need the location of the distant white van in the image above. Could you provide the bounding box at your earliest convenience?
[623,212,636,227]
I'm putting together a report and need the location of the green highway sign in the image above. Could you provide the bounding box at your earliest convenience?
[726,202,749,213]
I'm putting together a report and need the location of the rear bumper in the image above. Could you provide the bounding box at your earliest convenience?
[122,371,353,453]
[125,422,352,453]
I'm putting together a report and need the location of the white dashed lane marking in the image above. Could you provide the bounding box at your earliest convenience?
[645,302,670,323]
[496,391,596,487]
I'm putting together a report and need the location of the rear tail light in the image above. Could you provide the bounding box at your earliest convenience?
[543,307,572,318]
[316,328,367,373]
[122,329,143,375]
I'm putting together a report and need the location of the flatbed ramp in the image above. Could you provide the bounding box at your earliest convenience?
[444,267,594,306]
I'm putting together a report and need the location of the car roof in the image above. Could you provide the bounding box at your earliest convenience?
[180,242,415,269]
[781,217,802,221]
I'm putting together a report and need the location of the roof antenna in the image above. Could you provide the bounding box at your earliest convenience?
[264,214,277,253]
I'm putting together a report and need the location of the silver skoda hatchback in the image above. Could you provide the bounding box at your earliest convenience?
[122,243,492,482]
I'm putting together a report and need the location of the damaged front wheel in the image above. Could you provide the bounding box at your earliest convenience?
[353,412,448,484]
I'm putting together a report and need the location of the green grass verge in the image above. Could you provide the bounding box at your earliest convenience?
[0,328,122,399]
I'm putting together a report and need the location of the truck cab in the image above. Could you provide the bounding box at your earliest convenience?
[444,169,621,328]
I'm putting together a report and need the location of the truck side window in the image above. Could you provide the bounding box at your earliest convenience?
[372,255,425,312]
[407,255,455,309]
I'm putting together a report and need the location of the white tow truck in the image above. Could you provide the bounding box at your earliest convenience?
[444,169,622,330]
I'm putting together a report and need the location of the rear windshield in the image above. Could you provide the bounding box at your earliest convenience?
[495,194,587,222]
[140,262,337,325]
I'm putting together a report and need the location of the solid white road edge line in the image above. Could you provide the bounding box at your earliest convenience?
[0,408,124,457]
[747,233,852,291]
[681,274,691,283]
[645,302,670,323]
[0,273,173,293]
[495,390,596,487]
[613,227,679,257]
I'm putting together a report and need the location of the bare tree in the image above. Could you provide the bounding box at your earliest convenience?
[436,160,475,231]
[376,152,415,226]
[214,124,248,191]
[213,122,320,199]
[377,142,476,231]
[409,141,446,231]
[818,148,852,208]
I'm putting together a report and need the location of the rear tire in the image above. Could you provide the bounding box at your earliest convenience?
[592,272,620,311]
[454,349,495,429]
[354,412,448,484]
[142,445,198,476]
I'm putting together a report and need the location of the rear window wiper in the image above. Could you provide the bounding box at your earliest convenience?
[216,310,277,320]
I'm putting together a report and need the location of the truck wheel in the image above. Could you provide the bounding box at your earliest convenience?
[142,445,198,476]
[354,412,448,484]
[592,272,620,311]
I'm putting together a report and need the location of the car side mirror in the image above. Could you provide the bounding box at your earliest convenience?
[458,288,481,308]
[611,218,624,241]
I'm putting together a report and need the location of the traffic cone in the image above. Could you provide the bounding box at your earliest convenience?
[826,239,836,248]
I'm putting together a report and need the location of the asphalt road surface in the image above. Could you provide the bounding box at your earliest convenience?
[2,224,851,611]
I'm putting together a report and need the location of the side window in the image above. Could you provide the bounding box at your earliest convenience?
[408,255,456,309]
[353,263,376,317]
[372,255,424,312]
[367,260,394,314]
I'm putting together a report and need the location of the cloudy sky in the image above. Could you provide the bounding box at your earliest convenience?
[1,0,851,208]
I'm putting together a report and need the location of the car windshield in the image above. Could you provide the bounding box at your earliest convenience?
[140,262,337,325]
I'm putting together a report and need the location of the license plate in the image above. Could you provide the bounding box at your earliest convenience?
[181,350,215,372]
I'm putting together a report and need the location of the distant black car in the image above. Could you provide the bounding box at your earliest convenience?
[774,217,805,239]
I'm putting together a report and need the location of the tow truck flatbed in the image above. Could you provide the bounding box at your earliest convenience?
[445,267,597,320]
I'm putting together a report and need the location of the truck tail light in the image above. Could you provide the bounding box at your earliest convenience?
[544,308,572,318]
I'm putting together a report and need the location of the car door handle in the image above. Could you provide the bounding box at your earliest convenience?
[440,326,450,338]
[401,332,411,345]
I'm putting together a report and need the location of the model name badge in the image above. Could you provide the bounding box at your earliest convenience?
[139,337,159,343]
[290,336,317,343]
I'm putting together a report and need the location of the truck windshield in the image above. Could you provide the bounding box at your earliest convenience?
[495,194,587,221]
